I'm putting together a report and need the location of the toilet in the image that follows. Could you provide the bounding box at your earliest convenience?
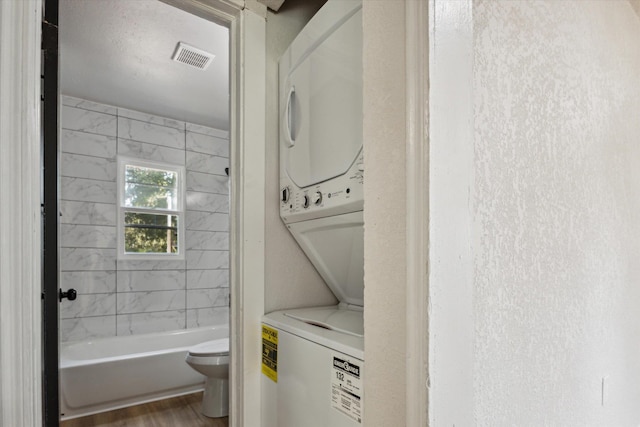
[185,338,229,418]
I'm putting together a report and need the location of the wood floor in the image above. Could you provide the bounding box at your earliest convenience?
[60,392,228,427]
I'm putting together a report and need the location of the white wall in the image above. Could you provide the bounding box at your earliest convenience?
[472,1,640,423]
[430,0,640,424]
[264,0,337,313]
[362,2,407,426]
[431,0,640,424]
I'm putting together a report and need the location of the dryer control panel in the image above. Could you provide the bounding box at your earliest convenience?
[280,150,363,224]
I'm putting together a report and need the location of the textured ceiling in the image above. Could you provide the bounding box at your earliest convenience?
[60,0,229,129]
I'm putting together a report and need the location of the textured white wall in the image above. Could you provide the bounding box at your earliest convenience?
[473,0,640,424]
[264,0,337,313]
[362,2,407,426]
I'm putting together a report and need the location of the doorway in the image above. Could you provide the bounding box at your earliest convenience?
[41,1,267,426]
[57,0,229,423]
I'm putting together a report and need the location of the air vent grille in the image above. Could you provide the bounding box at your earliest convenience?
[172,42,215,70]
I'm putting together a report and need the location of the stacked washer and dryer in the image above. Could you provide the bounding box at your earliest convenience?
[261,1,364,426]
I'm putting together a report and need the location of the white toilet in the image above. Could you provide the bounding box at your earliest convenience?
[185,338,229,418]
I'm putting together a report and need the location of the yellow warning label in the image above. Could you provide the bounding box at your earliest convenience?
[261,324,278,383]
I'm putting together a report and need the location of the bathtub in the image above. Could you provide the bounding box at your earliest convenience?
[60,325,228,420]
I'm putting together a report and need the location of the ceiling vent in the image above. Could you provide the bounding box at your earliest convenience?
[172,42,215,70]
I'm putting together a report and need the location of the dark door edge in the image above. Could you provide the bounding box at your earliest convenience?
[42,0,60,425]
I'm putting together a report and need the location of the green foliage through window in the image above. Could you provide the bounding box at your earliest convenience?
[120,161,183,256]
[124,165,177,210]
[124,212,178,254]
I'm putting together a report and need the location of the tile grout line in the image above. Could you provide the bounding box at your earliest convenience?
[184,120,188,330]
[115,108,119,337]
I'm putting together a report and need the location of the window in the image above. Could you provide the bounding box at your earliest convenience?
[118,158,185,258]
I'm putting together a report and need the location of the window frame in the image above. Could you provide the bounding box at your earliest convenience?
[117,157,186,260]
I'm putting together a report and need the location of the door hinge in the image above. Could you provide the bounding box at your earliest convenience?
[42,21,58,53]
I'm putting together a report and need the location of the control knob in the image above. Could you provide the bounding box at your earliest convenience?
[312,191,322,206]
[302,195,310,209]
[281,187,290,203]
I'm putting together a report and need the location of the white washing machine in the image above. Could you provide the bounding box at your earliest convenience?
[262,0,364,426]
[261,306,364,427]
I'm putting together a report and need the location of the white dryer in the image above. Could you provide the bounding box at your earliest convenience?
[261,0,364,426]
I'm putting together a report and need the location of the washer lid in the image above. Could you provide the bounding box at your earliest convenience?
[188,338,228,356]
[263,306,364,360]
[285,307,363,338]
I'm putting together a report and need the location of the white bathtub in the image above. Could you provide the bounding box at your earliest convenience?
[60,325,228,420]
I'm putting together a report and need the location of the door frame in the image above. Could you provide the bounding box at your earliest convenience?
[405,1,429,425]
[150,4,268,426]
[0,0,44,426]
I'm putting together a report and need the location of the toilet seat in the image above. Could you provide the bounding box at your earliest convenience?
[188,338,229,357]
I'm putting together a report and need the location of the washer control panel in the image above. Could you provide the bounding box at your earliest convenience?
[280,151,364,224]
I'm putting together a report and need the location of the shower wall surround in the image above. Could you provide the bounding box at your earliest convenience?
[59,95,230,342]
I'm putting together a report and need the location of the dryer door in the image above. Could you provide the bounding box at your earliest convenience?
[281,8,362,189]
[287,211,363,307]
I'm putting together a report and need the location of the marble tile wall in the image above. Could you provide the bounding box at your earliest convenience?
[59,96,230,342]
